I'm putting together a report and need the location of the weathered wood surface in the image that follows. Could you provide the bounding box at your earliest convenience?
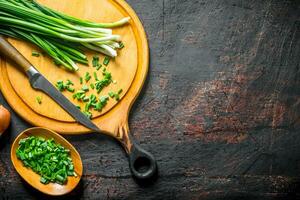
[0,0,299,199]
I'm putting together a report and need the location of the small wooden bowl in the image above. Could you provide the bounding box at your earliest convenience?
[10,127,83,196]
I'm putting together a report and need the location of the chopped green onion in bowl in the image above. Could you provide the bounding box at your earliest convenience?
[16,136,76,185]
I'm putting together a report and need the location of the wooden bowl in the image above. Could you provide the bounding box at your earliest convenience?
[10,127,83,196]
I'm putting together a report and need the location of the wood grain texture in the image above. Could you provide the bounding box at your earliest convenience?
[0,0,300,199]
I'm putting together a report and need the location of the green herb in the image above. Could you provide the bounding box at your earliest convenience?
[90,83,95,89]
[100,95,109,103]
[92,56,99,67]
[94,72,112,93]
[72,90,86,100]
[54,68,115,118]
[66,87,75,93]
[92,55,103,70]
[93,72,98,81]
[90,94,97,102]
[83,111,92,119]
[0,1,130,70]
[85,72,91,82]
[119,42,125,49]
[109,89,123,101]
[108,91,115,98]
[32,51,40,57]
[55,80,65,91]
[80,93,86,99]
[95,95,109,111]
[40,177,48,184]
[81,85,89,92]
[66,79,74,86]
[85,102,91,111]
[36,96,42,104]
[54,59,61,66]
[55,80,74,92]
[103,56,110,66]
[83,96,90,102]
[96,64,102,71]
[16,136,76,185]
[79,77,83,85]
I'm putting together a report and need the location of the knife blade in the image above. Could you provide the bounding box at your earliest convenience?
[0,36,101,132]
[27,67,101,132]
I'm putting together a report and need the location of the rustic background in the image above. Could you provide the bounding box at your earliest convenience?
[0,0,300,199]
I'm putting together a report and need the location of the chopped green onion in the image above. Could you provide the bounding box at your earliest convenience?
[81,85,89,92]
[16,136,75,185]
[119,42,125,49]
[95,95,109,111]
[85,72,91,82]
[103,56,110,66]
[56,80,75,92]
[108,91,115,98]
[32,51,40,57]
[96,64,102,71]
[94,71,112,93]
[83,111,92,119]
[90,83,95,89]
[66,79,74,86]
[92,55,99,67]
[56,174,65,183]
[66,87,75,93]
[83,96,89,102]
[40,177,48,184]
[56,80,64,91]
[72,89,87,100]
[36,96,42,104]
[108,89,122,101]
[79,93,86,99]
[93,72,98,81]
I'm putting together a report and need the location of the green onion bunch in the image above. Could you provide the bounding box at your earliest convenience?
[16,136,76,185]
[0,0,130,71]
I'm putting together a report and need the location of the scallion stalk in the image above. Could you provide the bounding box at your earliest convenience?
[0,0,130,71]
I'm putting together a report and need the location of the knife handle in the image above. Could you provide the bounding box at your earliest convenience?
[0,36,32,72]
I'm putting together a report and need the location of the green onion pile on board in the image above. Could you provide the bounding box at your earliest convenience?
[56,55,123,119]
[0,0,130,71]
[16,136,76,185]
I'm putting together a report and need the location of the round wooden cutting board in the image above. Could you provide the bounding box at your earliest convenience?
[0,0,149,139]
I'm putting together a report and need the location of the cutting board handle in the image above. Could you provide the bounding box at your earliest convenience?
[128,135,157,180]
[0,36,32,72]
[117,124,157,180]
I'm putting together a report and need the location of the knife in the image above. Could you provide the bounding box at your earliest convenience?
[0,36,158,180]
[0,36,101,132]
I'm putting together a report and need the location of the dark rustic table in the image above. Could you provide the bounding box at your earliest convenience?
[1,0,300,199]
